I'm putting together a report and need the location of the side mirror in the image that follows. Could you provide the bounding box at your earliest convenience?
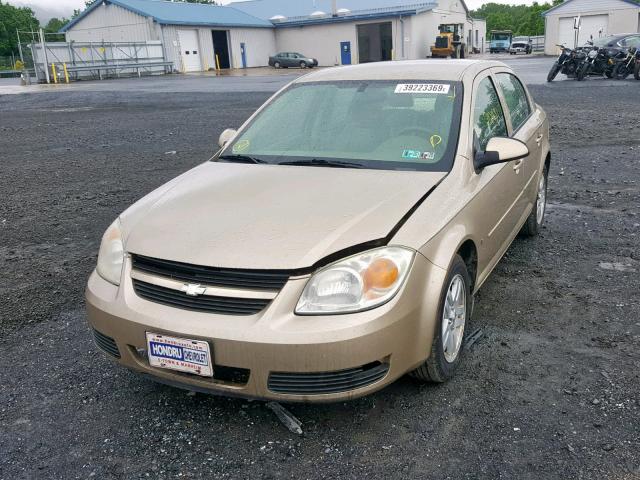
[474,137,529,172]
[218,128,237,148]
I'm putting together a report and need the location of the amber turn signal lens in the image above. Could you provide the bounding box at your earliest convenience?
[363,258,399,291]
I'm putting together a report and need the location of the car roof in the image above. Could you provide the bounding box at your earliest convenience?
[294,60,508,83]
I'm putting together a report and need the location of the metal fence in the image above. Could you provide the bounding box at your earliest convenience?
[29,39,172,83]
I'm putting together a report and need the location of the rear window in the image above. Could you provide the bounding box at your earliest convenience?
[224,80,463,172]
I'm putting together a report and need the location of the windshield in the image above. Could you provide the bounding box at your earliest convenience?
[223,80,462,172]
[493,34,510,41]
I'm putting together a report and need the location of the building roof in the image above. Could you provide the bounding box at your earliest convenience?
[542,0,640,17]
[60,0,273,33]
[230,0,434,19]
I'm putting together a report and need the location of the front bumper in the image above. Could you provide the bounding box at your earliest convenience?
[86,252,446,403]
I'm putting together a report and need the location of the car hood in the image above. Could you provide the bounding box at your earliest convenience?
[123,162,446,270]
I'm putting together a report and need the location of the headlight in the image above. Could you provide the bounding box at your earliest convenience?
[96,219,124,285]
[295,247,415,315]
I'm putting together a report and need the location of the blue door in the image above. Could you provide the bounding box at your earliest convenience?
[340,41,351,65]
[240,43,247,68]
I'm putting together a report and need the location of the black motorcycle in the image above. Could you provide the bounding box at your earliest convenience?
[612,48,636,79]
[547,45,586,82]
[635,48,640,80]
[576,45,615,80]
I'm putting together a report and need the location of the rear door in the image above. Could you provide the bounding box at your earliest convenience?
[493,69,543,223]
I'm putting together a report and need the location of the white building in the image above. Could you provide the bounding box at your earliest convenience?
[543,0,640,54]
[61,0,486,72]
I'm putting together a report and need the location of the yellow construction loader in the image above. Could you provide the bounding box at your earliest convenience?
[431,24,466,59]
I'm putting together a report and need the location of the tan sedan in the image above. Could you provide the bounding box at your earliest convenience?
[87,60,550,402]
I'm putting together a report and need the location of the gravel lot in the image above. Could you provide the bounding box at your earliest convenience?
[1,69,639,479]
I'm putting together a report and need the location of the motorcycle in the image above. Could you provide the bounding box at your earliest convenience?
[576,45,616,80]
[612,48,636,79]
[547,44,586,82]
[634,48,640,80]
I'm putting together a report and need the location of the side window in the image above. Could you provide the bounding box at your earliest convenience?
[495,73,531,132]
[473,77,508,151]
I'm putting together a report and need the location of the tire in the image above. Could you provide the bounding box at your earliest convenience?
[521,165,548,237]
[547,63,561,82]
[274,61,281,69]
[299,61,307,69]
[605,69,613,79]
[613,63,630,80]
[410,255,472,383]
[460,47,466,59]
[576,63,589,81]
[635,61,640,80]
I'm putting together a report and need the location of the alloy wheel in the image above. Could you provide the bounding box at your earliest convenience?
[442,274,466,363]
[536,174,547,225]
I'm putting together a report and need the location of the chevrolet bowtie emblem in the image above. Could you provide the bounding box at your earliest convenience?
[181,284,207,297]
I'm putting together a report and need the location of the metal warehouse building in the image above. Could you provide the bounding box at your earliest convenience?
[543,0,640,55]
[61,0,486,72]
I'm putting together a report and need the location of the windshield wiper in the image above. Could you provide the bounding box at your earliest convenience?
[278,158,364,169]
[218,154,266,164]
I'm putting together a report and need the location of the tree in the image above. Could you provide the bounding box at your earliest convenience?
[471,0,564,37]
[44,17,69,41]
[0,0,40,57]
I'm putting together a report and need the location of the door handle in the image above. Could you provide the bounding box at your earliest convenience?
[536,133,544,146]
[513,159,523,171]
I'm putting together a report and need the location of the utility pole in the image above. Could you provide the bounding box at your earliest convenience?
[39,28,50,83]
[16,29,25,65]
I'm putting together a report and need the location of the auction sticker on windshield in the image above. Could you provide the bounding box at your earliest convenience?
[395,84,450,94]
[146,333,213,377]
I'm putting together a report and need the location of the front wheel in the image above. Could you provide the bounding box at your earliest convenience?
[613,63,630,79]
[299,61,307,69]
[547,63,561,82]
[521,165,548,237]
[410,255,471,383]
[576,63,589,81]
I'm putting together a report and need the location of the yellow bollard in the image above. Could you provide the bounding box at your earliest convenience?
[215,54,220,71]
[62,63,70,84]
[51,63,58,84]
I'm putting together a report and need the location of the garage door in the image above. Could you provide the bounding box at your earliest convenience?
[579,15,608,45]
[178,29,201,72]
[558,14,608,49]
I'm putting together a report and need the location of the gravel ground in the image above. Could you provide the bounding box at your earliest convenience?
[1,77,639,479]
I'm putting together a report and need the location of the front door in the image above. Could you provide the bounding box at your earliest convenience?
[240,43,247,68]
[470,74,527,275]
[340,41,351,65]
[493,70,542,222]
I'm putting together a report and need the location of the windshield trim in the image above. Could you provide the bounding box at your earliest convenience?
[216,79,464,173]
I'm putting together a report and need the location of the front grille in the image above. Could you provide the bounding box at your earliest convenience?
[93,329,120,358]
[133,279,270,315]
[131,254,290,291]
[268,361,389,395]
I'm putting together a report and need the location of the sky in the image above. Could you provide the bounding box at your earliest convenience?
[6,0,538,23]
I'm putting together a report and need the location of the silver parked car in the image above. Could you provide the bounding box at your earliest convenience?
[269,52,318,69]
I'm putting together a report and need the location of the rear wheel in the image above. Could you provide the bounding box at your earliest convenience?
[547,63,561,82]
[521,165,548,237]
[410,255,471,383]
[273,61,281,69]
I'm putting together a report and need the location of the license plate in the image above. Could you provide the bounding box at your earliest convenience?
[146,333,213,377]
